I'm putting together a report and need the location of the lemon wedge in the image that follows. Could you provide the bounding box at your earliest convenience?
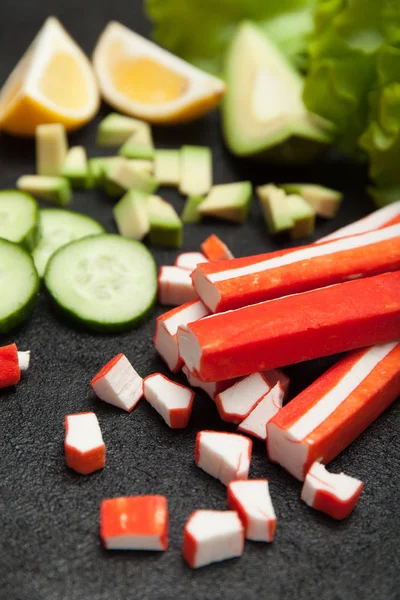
[93,22,226,125]
[0,17,100,136]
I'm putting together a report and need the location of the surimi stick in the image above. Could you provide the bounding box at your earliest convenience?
[201,234,234,261]
[174,252,208,272]
[192,223,400,312]
[267,341,400,481]
[158,266,198,306]
[195,431,252,485]
[182,365,237,400]
[0,344,30,388]
[143,373,194,428]
[227,480,276,542]
[178,271,400,382]
[91,354,143,412]
[301,462,363,520]
[154,300,210,373]
[238,383,285,440]
[64,412,105,475]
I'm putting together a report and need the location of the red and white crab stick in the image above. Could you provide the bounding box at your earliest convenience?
[238,383,285,440]
[301,462,364,520]
[317,200,400,243]
[91,354,143,412]
[0,343,30,388]
[64,412,105,475]
[201,234,234,261]
[195,431,252,485]
[174,252,208,272]
[178,271,400,382]
[154,300,210,373]
[182,365,237,400]
[227,479,276,542]
[143,373,194,428]
[183,510,244,568]
[267,341,400,481]
[192,223,400,312]
[100,496,168,550]
[158,266,198,306]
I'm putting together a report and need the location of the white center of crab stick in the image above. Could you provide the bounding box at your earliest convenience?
[65,413,104,454]
[195,431,252,485]
[183,510,244,568]
[227,480,276,542]
[238,383,284,440]
[158,266,198,306]
[17,351,30,371]
[91,354,143,412]
[174,252,208,272]
[143,373,194,428]
[215,373,272,423]
[182,365,219,399]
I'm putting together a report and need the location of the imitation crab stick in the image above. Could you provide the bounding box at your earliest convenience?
[238,383,285,440]
[143,373,194,428]
[301,462,364,520]
[200,234,234,261]
[174,252,208,272]
[267,341,400,481]
[192,223,400,312]
[0,344,30,388]
[100,496,168,550]
[158,266,198,306]
[317,200,400,243]
[195,431,252,485]
[91,354,143,412]
[64,412,105,475]
[154,300,210,373]
[183,510,244,568]
[182,365,237,400]
[227,480,276,542]
[178,271,400,382]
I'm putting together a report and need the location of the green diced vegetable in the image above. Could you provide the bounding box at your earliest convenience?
[179,145,212,196]
[257,184,293,234]
[16,175,72,206]
[154,149,180,186]
[36,123,68,176]
[198,182,252,224]
[148,195,182,247]
[113,190,150,240]
[281,183,343,218]
[96,113,142,147]
[181,195,204,223]
[119,123,155,159]
[62,146,89,188]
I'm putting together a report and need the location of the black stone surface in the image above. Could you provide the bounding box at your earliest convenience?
[0,3,399,599]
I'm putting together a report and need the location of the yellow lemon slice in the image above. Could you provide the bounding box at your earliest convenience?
[93,22,226,125]
[0,17,100,136]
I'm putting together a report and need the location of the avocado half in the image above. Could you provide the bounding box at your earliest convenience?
[222,22,333,164]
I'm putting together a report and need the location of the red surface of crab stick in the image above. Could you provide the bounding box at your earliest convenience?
[100,496,168,550]
[143,373,194,428]
[301,462,364,520]
[200,234,234,261]
[0,344,30,388]
[317,200,400,243]
[195,431,252,485]
[267,341,400,481]
[158,266,198,306]
[192,223,400,312]
[174,252,208,272]
[178,271,400,382]
[227,479,276,542]
[64,412,105,475]
[91,354,143,412]
[182,365,237,400]
[238,383,285,440]
[183,510,244,568]
[154,300,210,373]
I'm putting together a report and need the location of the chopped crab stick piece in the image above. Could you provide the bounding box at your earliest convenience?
[227,480,276,542]
[158,266,198,306]
[195,430,252,485]
[317,200,400,243]
[91,354,143,412]
[201,234,234,261]
[154,300,210,373]
[183,510,244,568]
[238,383,285,440]
[267,341,400,481]
[17,351,30,372]
[174,252,208,272]
[177,271,400,382]
[301,462,364,520]
[64,412,105,475]
[143,373,194,428]
[100,496,168,550]
[215,372,274,424]
[182,365,236,400]
[192,223,400,312]
[0,344,22,388]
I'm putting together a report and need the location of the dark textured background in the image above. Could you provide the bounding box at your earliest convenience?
[0,2,399,599]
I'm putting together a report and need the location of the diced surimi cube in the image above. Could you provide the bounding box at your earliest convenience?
[316,200,400,243]
[267,341,400,481]
[238,383,285,440]
[182,365,236,400]
[17,351,30,371]
[143,373,194,428]
[90,354,143,412]
[174,252,208,272]
[64,412,105,475]
[158,266,198,306]
[195,430,252,485]
[301,462,363,520]
[183,510,244,568]
[177,271,400,382]
[100,496,168,550]
[0,344,29,388]
[200,234,234,261]
[192,223,400,312]
[154,300,210,373]
[227,480,276,542]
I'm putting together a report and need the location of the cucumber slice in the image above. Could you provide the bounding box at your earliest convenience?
[32,209,105,278]
[44,234,157,332]
[0,190,39,251]
[0,238,39,333]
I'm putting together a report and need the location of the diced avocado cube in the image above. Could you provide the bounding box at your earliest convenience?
[198,182,252,224]
[96,113,142,147]
[119,123,154,159]
[62,146,89,188]
[148,195,182,248]
[36,123,68,176]
[113,190,150,241]
[286,194,316,239]
[181,195,204,224]
[127,159,153,177]
[105,159,158,195]
[87,157,122,188]
[16,175,72,206]
[154,149,180,186]
[257,184,294,234]
[281,183,343,218]
[180,146,212,196]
